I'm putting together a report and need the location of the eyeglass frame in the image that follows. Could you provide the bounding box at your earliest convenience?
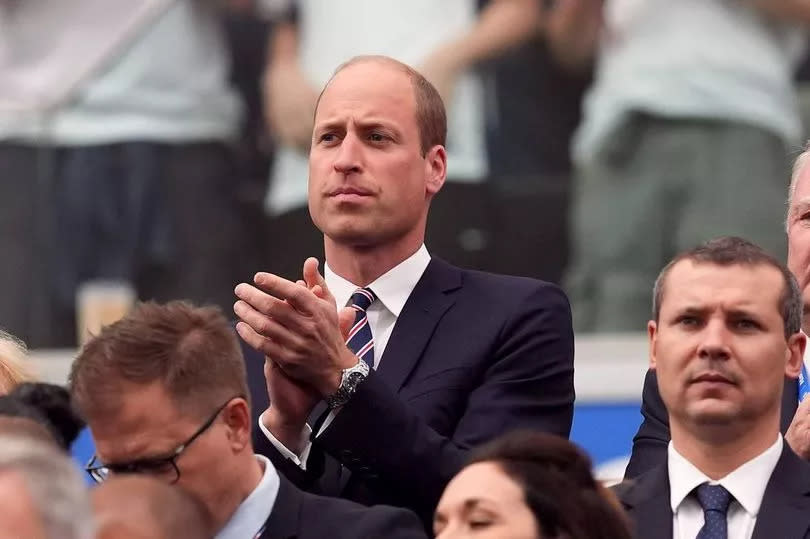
[85,395,245,484]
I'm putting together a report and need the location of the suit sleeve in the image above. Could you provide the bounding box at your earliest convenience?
[624,369,670,479]
[316,283,575,519]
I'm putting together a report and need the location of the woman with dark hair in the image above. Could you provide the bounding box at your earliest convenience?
[434,431,631,539]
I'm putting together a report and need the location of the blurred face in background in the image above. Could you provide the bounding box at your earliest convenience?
[434,461,539,539]
[0,470,46,539]
[788,164,810,326]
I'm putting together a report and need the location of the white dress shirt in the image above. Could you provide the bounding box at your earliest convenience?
[216,455,279,539]
[668,437,783,539]
[258,245,432,468]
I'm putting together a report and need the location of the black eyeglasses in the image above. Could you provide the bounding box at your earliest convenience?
[86,396,243,484]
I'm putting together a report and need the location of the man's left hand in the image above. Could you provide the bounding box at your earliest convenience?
[234,258,357,396]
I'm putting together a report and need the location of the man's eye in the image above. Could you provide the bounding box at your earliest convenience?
[733,319,758,330]
[469,520,493,529]
[368,132,387,142]
[319,133,338,143]
[677,316,699,327]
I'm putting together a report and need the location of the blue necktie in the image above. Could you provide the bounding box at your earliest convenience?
[696,483,733,539]
[799,362,810,403]
[346,288,376,368]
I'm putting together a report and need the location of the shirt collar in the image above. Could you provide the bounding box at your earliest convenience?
[215,455,280,539]
[325,244,431,316]
[668,436,783,516]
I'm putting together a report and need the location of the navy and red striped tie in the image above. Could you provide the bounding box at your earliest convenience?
[346,288,377,368]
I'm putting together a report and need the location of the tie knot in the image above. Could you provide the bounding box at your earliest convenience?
[696,483,733,514]
[349,288,376,313]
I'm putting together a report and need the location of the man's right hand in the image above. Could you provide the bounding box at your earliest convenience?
[786,396,810,459]
[261,357,320,453]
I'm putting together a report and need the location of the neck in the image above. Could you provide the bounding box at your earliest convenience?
[212,454,264,533]
[324,236,423,286]
[671,414,779,480]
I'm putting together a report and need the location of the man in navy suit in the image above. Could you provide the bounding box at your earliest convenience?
[614,237,810,538]
[233,55,575,522]
[626,146,810,478]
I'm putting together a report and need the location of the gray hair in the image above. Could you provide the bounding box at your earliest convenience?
[786,142,810,230]
[0,435,93,539]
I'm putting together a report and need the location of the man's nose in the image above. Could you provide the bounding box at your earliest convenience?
[333,132,362,174]
[697,319,731,361]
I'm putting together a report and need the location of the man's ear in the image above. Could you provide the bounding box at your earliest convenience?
[222,398,252,451]
[786,332,806,379]
[424,145,447,197]
[648,320,658,371]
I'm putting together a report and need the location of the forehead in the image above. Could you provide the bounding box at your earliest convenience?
[315,62,416,126]
[661,260,783,313]
[90,383,191,461]
[441,461,523,505]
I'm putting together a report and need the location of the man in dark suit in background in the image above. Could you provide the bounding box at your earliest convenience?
[69,301,426,539]
[615,237,810,539]
[627,145,810,478]
[234,55,575,522]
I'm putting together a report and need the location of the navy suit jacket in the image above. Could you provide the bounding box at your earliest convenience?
[243,257,575,522]
[260,474,426,539]
[614,443,810,539]
[625,369,798,478]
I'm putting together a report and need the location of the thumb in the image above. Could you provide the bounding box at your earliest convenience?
[338,306,356,342]
[303,257,336,306]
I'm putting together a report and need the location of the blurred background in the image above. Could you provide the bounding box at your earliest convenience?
[2,0,809,474]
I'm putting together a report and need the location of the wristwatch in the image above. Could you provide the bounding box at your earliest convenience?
[326,359,370,409]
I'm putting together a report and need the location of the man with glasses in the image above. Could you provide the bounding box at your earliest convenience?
[69,300,427,539]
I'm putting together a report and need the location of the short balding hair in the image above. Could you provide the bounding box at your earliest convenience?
[70,301,250,421]
[315,55,447,156]
[652,236,802,338]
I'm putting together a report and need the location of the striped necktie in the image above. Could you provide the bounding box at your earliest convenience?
[346,288,376,368]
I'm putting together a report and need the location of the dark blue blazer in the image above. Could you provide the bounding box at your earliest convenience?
[625,369,798,479]
[260,474,426,539]
[242,257,575,522]
[614,443,810,539]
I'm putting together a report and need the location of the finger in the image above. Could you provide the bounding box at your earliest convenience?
[296,279,307,288]
[338,306,356,342]
[235,321,284,359]
[252,273,319,315]
[303,257,336,305]
[234,300,307,348]
[236,282,313,327]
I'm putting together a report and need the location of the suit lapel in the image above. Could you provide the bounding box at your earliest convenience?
[615,464,673,539]
[261,475,302,539]
[782,377,799,433]
[376,258,461,392]
[752,444,810,539]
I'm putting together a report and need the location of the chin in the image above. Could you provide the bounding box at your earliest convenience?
[687,401,741,426]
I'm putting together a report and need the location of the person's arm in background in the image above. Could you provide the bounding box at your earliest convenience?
[261,12,318,152]
[749,0,810,23]
[624,369,671,479]
[543,0,604,72]
[419,0,542,104]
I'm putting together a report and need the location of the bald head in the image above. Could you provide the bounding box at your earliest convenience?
[92,476,211,539]
[315,55,447,155]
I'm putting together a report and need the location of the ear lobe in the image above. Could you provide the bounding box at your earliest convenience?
[785,332,806,379]
[648,320,658,370]
[424,145,447,196]
[223,399,251,449]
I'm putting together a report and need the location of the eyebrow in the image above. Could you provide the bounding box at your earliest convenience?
[790,198,810,219]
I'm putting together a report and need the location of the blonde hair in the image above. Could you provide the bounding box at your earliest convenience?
[0,331,35,394]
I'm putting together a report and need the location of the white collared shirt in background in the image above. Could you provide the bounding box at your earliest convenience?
[258,245,432,468]
[668,436,782,539]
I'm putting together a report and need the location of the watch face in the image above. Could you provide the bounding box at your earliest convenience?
[347,372,364,384]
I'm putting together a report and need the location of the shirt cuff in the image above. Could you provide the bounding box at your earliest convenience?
[258,411,313,471]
